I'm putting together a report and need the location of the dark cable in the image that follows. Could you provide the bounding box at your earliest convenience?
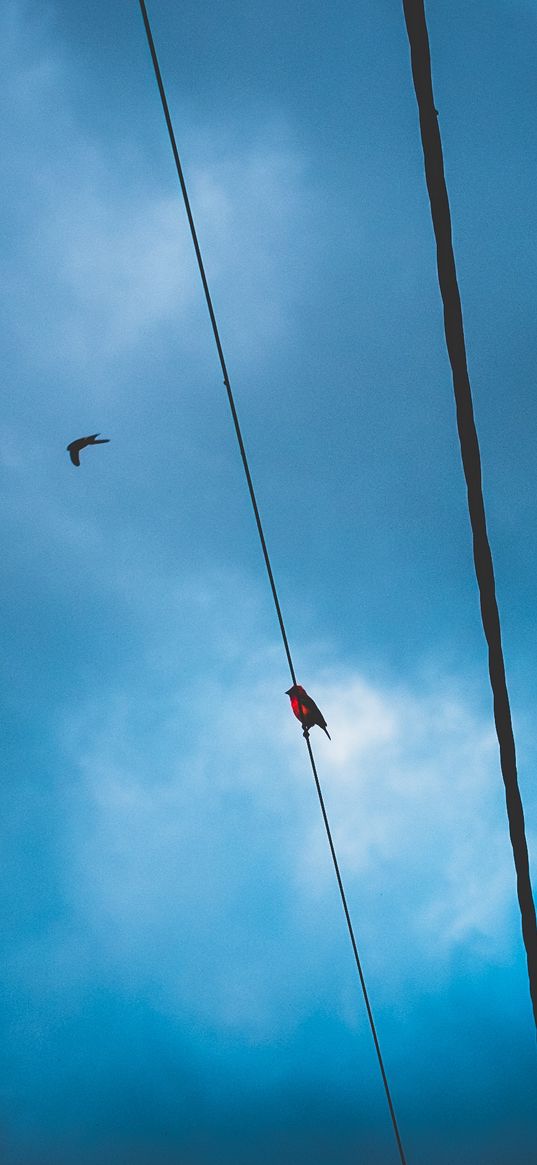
[137,1,409,1158]
[401,0,537,1030]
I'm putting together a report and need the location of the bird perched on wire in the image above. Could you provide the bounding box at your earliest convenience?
[286,684,331,739]
[66,433,110,467]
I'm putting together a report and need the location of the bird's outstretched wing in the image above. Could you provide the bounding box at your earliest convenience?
[66,433,110,466]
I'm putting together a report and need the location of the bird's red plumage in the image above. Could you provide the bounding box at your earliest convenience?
[286,684,331,739]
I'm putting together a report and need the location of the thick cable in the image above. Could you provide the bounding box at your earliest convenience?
[137,1,409,1158]
[402,0,537,1030]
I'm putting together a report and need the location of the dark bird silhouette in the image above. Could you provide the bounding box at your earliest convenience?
[286,684,331,739]
[67,434,110,467]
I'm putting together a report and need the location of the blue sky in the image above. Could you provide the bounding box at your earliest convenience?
[1,0,537,1161]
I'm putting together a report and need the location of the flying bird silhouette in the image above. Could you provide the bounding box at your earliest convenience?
[66,434,110,466]
[286,684,331,739]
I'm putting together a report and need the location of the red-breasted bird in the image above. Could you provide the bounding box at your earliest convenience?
[67,433,110,467]
[286,684,331,739]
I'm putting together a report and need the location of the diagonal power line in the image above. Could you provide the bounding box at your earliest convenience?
[402,0,537,1031]
[136,1,409,1160]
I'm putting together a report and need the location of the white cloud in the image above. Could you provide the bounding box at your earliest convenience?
[52,597,527,1038]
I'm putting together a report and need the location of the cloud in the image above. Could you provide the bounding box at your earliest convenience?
[1,1,533,1052]
[45,583,524,1040]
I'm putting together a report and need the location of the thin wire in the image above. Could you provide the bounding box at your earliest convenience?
[137,0,296,687]
[401,0,537,1031]
[304,730,408,1165]
[137,2,408,1159]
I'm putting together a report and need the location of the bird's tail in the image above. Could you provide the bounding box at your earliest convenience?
[322,726,331,740]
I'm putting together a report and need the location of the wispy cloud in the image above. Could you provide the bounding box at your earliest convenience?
[1,4,313,379]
